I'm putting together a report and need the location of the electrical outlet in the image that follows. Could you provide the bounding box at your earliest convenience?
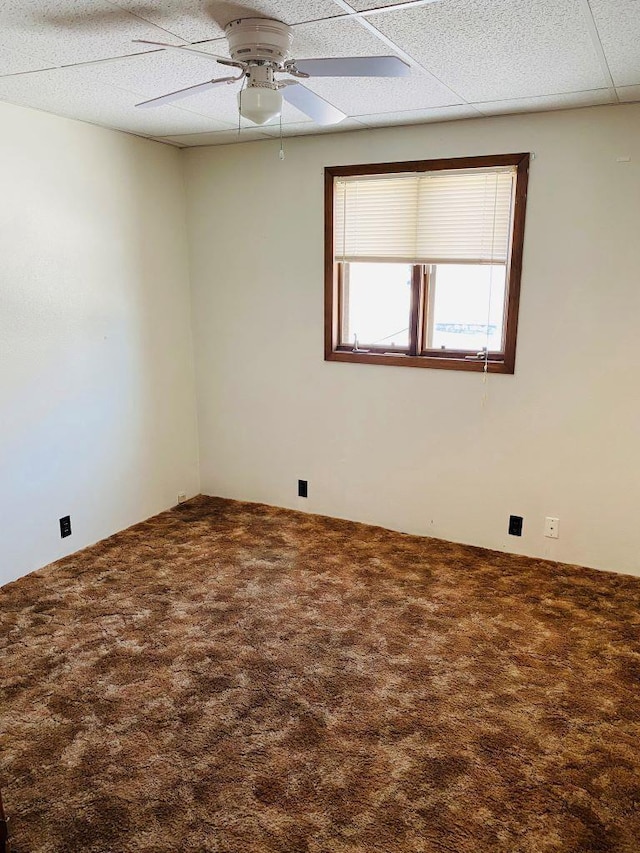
[59,516,72,538]
[544,517,559,539]
[298,479,308,498]
[177,492,187,504]
[508,515,523,536]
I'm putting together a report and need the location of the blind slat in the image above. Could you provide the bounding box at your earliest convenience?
[334,168,515,264]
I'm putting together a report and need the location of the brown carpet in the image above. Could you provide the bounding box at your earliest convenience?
[1,497,640,853]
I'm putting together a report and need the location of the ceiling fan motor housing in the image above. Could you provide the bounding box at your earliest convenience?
[225,18,293,66]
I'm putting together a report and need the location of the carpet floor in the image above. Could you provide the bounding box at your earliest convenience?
[1,497,640,853]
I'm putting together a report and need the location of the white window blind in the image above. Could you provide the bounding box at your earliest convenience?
[334,167,516,264]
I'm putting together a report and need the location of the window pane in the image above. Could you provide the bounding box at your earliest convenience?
[428,264,506,353]
[343,263,411,349]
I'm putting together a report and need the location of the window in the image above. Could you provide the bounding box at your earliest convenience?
[325,154,529,373]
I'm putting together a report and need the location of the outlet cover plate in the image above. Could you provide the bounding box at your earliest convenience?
[508,515,523,536]
[545,517,560,539]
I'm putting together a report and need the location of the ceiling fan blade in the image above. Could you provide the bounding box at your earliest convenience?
[132,39,234,65]
[282,83,346,126]
[294,56,410,78]
[136,76,240,109]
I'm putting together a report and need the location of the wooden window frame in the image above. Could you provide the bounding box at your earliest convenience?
[324,153,530,374]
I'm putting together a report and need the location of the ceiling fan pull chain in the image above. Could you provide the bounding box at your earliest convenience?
[279,113,285,161]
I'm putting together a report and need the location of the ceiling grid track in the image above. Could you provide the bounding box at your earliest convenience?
[0,49,169,80]
[578,0,619,102]
[353,0,442,18]
[105,0,193,43]
[329,0,483,113]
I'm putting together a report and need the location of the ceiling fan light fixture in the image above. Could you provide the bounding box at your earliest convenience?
[238,86,283,125]
[133,16,411,131]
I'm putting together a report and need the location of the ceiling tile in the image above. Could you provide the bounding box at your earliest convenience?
[111,0,344,43]
[159,118,369,147]
[291,13,404,59]
[159,128,274,146]
[617,84,640,102]
[58,42,233,99]
[0,0,175,66]
[292,16,459,112]
[473,88,616,116]
[347,0,436,9]
[0,67,231,136]
[152,137,187,147]
[589,0,640,87]
[356,104,478,125]
[371,0,608,102]
[0,46,53,77]
[305,74,460,114]
[260,117,368,135]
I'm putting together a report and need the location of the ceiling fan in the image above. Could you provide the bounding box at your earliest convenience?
[133,17,411,126]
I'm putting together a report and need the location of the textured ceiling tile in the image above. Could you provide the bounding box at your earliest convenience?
[0,67,231,135]
[347,0,437,9]
[617,84,640,102]
[159,128,274,146]
[305,74,458,114]
[356,104,478,125]
[111,0,343,42]
[259,117,368,135]
[473,88,615,116]
[291,15,437,90]
[161,119,370,148]
[589,0,640,87]
[291,14,396,58]
[60,43,232,98]
[292,16,458,111]
[0,46,53,77]
[372,0,608,101]
[151,137,187,147]
[0,0,174,65]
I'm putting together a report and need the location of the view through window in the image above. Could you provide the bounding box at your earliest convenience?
[325,154,529,373]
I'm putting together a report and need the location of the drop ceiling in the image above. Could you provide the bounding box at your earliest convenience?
[0,0,638,147]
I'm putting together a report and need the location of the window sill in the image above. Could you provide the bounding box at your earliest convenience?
[325,349,514,374]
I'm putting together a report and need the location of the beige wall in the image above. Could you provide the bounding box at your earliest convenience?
[0,101,200,585]
[184,103,640,576]
[2,101,637,584]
